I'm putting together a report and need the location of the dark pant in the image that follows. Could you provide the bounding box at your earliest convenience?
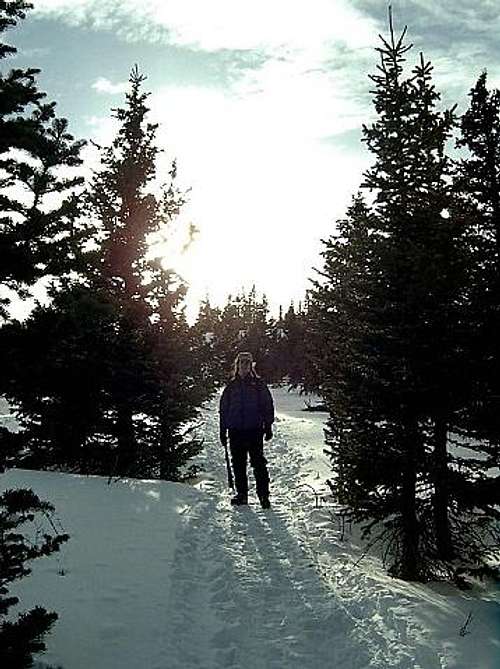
[229,429,270,500]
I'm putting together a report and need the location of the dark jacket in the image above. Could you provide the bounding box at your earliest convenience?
[219,375,275,432]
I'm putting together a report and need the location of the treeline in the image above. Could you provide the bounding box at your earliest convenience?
[1,4,500,663]
[305,14,500,583]
[193,288,309,386]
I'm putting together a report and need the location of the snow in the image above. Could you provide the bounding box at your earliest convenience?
[1,387,499,669]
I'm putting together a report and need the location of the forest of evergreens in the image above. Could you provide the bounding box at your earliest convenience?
[1,3,499,665]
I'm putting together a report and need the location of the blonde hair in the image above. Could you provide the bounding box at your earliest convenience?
[231,351,259,380]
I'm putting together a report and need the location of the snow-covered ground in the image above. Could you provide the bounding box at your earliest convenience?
[1,387,499,669]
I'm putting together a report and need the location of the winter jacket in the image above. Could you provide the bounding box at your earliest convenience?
[219,376,275,432]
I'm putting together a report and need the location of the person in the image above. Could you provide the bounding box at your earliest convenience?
[219,351,275,508]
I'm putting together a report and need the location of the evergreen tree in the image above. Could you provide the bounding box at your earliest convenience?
[1,68,215,480]
[310,12,497,581]
[211,287,276,382]
[238,286,274,379]
[309,193,381,507]
[270,301,310,387]
[192,296,226,381]
[215,294,244,380]
[452,71,500,509]
[360,19,469,578]
[0,8,74,664]
[283,302,309,387]
[0,1,86,317]
[0,488,69,668]
[267,305,287,383]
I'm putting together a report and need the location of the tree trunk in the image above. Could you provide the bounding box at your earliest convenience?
[159,419,173,480]
[400,419,420,581]
[115,404,136,476]
[432,416,454,560]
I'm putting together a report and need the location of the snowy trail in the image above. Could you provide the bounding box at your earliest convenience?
[162,421,369,669]
[160,403,435,669]
[2,389,499,669]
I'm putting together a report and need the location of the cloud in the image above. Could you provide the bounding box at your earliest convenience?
[92,77,128,94]
[29,1,379,314]
[24,0,500,321]
[32,0,379,111]
[351,1,500,111]
[83,67,370,318]
[14,46,52,58]
[32,0,379,129]
[33,0,378,52]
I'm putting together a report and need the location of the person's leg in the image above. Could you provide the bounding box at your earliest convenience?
[229,430,249,502]
[248,431,270,504]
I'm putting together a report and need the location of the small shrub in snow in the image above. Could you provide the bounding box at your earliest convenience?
[0,488,69,668]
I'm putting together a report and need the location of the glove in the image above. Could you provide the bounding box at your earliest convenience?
[220,429,228,447]
[264,427,273,442]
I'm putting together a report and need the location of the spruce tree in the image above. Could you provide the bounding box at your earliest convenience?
[309,194,381,510]
[192,297,226,381]
[360,17,470,577]
[238,286,274,379]
[0,488,69,668]
[266,305,287,383]
[452,71,500,511]
[310,12,496,581]
[0,8,74,663]
[215,295,244,380]
[288,302,311,387]
[2,67,216,480]
[0,1,86,317]
[212,287,275,382]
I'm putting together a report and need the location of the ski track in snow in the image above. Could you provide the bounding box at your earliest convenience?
[161,405,440,669]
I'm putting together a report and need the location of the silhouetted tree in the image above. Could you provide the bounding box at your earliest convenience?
[310,12,498,581]
[0,1,85,318]
[0,488,69,668]
[0,7,74,665]
[2,67,215,480]
[450,71,500,526]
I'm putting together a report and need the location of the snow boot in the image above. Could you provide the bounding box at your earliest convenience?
[230,494,248,506]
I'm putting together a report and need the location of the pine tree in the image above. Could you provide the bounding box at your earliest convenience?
[0,1,86,317]
[360,15,472,578]
[192,296,226,381]
[267,305,287,383]
[0,9,75,662]
[0,488,69,668]
[238,286,273,379]
[310,12,494,581]
[215,294,244,380]
[213,287,275,381]
[452,71,500,512]
[309,193,381,508]
[87,68,216,479]
[276,302,309,387]
[2,67,216,480]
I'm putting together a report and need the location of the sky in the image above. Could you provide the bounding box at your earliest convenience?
[5,0,500,320]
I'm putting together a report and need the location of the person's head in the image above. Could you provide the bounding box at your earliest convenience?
[232,351,256,379]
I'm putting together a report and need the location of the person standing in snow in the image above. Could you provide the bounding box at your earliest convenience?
[219,351,275,508]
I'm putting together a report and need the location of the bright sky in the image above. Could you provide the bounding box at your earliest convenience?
[6,0,500,320]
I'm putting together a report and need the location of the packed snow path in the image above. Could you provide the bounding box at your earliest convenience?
[166,397,447,669]
[166,429,368,669]
[2,389,499,669]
